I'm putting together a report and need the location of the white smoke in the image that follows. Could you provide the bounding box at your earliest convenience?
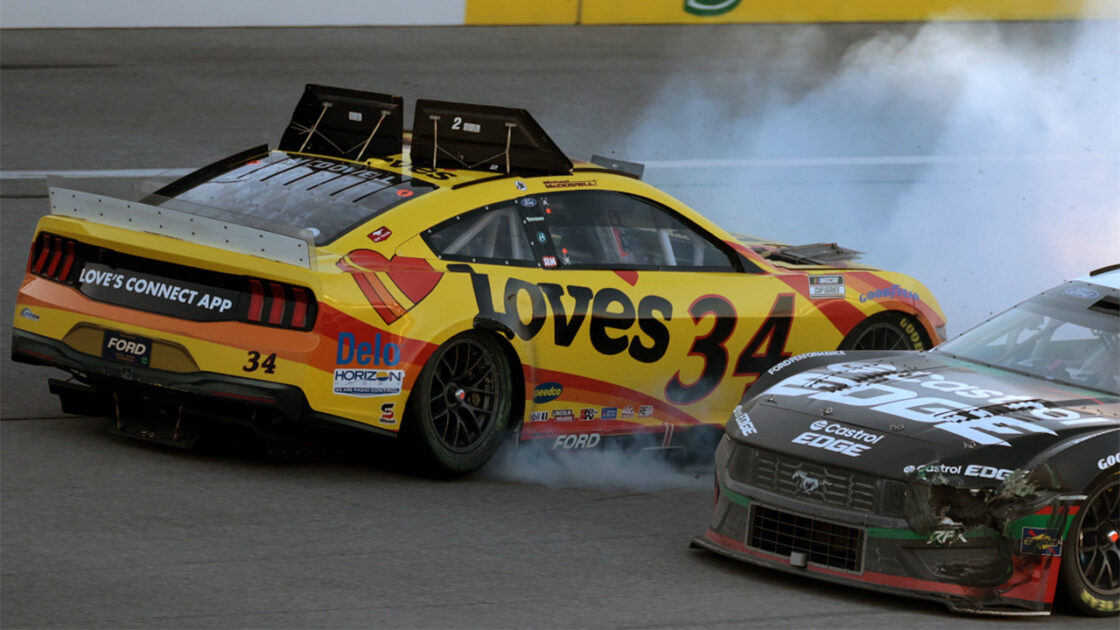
[485,18,1118,491]
[630,19,1120,333]
[481,441,712,491]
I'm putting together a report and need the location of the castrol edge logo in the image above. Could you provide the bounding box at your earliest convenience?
[791,419,884,457]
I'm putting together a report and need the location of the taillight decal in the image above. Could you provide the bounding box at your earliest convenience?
[31,236,51,274]
[267,282,286,325]
[45,236,65,278]
[247,279,265,321]
[57,240,77,281]
[290,287,309,329]
[30,234,80,283]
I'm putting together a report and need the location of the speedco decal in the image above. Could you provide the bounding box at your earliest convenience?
[533,382,563,403]
[470,272,794,404]
[332,369,404,397]
[553,433,601,450]
[791,419,883,457]
[769,362,1117,446]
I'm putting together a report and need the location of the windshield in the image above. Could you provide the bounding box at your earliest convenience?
[934,281,1119,395]
[155,152,435,245]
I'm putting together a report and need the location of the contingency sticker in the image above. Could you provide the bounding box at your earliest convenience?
[808,275,845,299]
[333,369,404,397]
[1020,528,1063,556]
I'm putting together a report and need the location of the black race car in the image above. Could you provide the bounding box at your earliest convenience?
[692,265,1119,615]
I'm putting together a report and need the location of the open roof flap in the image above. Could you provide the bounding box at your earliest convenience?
[410,99,572,176]
[279,84,404,161]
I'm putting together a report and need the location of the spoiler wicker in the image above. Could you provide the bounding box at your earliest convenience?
[49,187,316,270]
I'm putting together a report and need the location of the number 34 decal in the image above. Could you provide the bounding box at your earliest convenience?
[666,293,794,404]
[243,350,278,374]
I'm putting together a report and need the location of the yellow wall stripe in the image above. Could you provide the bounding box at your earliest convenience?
[466,0,580,24]
[580,0,1119,23]
[466,0,1118,24]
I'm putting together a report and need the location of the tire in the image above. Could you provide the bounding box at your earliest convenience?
[1060,473,1120,616]
[406,332,513,477]
[839,312,930,351]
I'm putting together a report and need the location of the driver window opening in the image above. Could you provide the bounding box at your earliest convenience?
[542,191,734,270]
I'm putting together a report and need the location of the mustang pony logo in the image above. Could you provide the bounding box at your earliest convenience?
[337,250,442,325]
[791,470,827,494]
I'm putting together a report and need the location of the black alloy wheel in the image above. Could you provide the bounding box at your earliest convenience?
[407,332,512,476]
[1062,474,1120,616]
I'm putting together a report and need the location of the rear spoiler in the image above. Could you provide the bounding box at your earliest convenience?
[49,187,316,270]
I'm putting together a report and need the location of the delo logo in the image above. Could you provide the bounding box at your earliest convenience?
[533,382,563,403]
[336,332,400,366]
[553,433,601,450]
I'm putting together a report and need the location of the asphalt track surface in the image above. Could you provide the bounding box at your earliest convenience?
[1,24,1116,629]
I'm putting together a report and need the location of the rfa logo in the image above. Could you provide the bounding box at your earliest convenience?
[684,0,741,16]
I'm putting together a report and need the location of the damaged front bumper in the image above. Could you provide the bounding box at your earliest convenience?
[692,441,1079,615]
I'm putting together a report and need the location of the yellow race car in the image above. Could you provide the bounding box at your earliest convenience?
[11,85,947,476]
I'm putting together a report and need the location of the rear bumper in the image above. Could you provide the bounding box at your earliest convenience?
[11,328,396,439]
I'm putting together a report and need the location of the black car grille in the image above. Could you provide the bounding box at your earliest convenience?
[749,504,864,572]
[730,445,892,514]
